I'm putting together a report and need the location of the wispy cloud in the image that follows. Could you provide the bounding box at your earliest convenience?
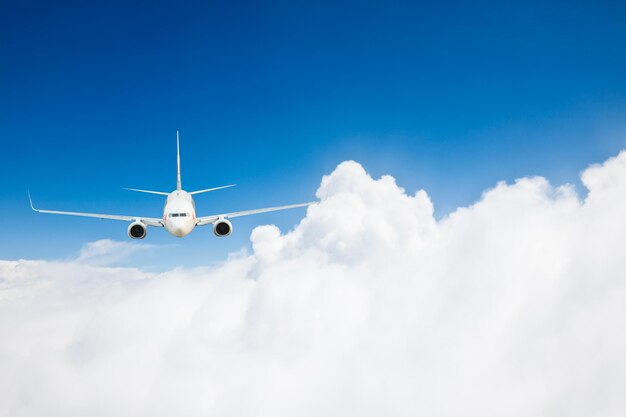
[74,239,158,266]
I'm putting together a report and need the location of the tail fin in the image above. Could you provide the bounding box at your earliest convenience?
[176,131,182,191]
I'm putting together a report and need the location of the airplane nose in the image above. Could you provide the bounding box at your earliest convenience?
[167,218,191,237]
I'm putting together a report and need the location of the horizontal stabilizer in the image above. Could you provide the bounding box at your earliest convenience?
[189,184,237,195]
[123,188,170,195]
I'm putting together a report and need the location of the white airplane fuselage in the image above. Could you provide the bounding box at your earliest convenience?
[163,190,197,237]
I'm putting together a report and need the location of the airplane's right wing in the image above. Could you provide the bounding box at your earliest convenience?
[29,193,163,227]
[196,201,316,226]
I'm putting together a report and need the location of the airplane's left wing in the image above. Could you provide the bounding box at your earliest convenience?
[29,193,163,227]
[196,201,316,226]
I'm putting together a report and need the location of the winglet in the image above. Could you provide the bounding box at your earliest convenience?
[176,130,182,191]
[28,190,38,212]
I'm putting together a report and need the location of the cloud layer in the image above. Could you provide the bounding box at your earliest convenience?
[2,154,626,416]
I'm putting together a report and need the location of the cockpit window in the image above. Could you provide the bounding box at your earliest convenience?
[169,213,188,218]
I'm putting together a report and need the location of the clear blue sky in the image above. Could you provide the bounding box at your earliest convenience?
[1,1,625,267]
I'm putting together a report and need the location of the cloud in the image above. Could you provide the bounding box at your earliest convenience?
[2,153,626,416]
[74,239,158,266]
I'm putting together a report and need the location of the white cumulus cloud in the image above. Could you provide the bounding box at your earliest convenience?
[2,153,626,417]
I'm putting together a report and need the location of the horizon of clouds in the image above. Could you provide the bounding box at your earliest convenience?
[1,152,626,416]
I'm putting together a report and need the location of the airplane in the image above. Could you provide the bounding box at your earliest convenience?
[29,132,315,239]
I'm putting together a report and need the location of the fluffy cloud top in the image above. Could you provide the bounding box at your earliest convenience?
[2,153,626,416]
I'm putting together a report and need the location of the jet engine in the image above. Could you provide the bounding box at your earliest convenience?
[213,219,232,237]
[128,221,147,239]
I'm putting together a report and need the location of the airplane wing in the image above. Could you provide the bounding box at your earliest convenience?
[29,193,163,227]
[196,201,316,226]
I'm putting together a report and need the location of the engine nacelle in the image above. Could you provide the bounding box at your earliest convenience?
[213,219,232,237]
[128,221,147,239]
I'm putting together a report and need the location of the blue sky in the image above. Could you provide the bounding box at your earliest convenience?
[1,1,625,267]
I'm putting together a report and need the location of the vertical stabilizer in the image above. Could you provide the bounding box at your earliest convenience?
[176,131,182,191]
